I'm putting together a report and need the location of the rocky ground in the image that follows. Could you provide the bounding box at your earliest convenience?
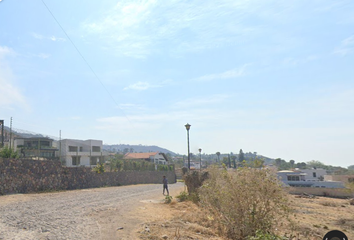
[0,182,184,240]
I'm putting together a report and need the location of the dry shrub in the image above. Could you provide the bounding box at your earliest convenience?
[198,167,290,239]
[184,171,209,194]
[319,200,339,207]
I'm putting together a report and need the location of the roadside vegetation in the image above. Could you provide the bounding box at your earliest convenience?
[193,167,290,239]
[0,146,19,159]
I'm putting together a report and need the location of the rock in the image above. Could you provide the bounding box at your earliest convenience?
[161,235,168,239]
[117,227,124,230]
[144,227,150,233]
[350,199,354,205]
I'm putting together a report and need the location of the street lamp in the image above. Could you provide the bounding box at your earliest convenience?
[185,123,191,170]
[198,148,202,172]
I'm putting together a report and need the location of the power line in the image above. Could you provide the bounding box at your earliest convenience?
[41,0,131,123]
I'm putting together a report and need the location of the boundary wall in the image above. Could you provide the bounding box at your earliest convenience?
[287,186,352,198]
[0,158,176,195]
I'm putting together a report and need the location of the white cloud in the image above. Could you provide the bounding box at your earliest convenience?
[333,35,354,56]
[123,81,151,91]
[31,32,66,42]
[0,47,29,111]
[50,36,66,42]
[123,79,173,91]
[82,0,264,58]
[195,65,247,82]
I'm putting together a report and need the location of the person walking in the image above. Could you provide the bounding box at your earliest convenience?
[162,175,169,195]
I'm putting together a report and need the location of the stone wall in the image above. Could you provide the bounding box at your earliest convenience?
[287,186,353,198]
[0,158,176,195]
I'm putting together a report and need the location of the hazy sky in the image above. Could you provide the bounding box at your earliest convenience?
[1,0,353,167]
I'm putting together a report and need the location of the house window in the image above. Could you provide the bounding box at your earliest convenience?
[287,176,300,181]
[72,156,81,165]
[92,146,101,152]
[69,146,78,152]
[313,172,316,178]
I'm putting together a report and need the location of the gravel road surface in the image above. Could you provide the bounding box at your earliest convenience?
[0,182,184,240]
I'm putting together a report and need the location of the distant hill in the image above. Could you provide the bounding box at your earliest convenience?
[2,126,57,139]
[103,144,176,155]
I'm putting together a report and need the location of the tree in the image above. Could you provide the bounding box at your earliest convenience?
[0,147,19,159]
[249,158,264,168]
[348,165,354,170]
[231,156,237,168]
[275,158,281,167]
[238,149,245,162]
[222,157,228,166]
[296,162,307,169]
[289,160,295,168]
[216,152,220,162]
[307,160,327,169]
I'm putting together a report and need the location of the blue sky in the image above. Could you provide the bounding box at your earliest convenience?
[1,0,353,167]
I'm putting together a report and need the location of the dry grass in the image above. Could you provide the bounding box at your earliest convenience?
[137,194,354,240]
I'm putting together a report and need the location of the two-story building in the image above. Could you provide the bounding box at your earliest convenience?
[59,139,106,167]
[14,137,58,160]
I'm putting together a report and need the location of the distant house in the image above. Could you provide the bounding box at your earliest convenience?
[298,168,327,181]
[277,170,345,188]
[59,139,107,167]
[123,152,168,165]
[14,137,58,160]
[324,175,354,185]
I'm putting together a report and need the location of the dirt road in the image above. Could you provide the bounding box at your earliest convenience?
[0,182,184,240]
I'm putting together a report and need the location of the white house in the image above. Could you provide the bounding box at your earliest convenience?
[123,152,168,165]
[59,139,107,167]
[297,168,327,181]
[277,170,345,188]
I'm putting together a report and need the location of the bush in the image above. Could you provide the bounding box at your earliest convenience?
[247,230,288,240]
[0,146,19,159]
[93,163,105,174]
[198,167,290,239]
[175,191,188,202]
[164,195,173,204]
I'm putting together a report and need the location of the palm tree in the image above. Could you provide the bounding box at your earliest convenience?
[216,152,220,163]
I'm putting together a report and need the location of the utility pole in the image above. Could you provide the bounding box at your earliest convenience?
[9,117,12,149]
[38,137,40,160]
[0,120,4,148]
[59,130,62,164]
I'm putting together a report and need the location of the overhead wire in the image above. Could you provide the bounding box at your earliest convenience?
[40,0,131,124]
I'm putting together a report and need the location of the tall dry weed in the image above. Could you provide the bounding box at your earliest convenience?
[198,167,290,239]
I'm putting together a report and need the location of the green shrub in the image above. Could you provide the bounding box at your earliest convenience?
[164,195,173,204]
[175,191,188,202]
[198,167,290,239]
[247,230,289,240]
[0,146,19,159]
[93,163,105,174]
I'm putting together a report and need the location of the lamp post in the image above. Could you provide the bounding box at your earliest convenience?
[185,123,191,170]
[198,148,202,172]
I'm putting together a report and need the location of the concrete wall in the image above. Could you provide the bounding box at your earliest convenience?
[324,175,354,184]
[0,158,176,195]
[287,186,353,198]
